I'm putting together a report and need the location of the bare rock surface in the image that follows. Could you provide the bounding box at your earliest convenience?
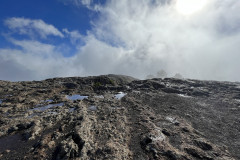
[0,74,239,159]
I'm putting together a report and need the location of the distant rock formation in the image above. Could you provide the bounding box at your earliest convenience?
[0,75,239,159]
[146,70,184,80]
[173,73,184,79]
[146,69,168,79]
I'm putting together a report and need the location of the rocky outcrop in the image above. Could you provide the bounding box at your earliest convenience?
[0,75,239,159]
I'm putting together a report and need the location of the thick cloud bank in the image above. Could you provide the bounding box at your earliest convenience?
[1,0,240,81]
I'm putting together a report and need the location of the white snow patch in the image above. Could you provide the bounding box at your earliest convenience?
[30,103,64,112]
[88,105,97,111]
[69,108,76,112]
[178,94,192,98]
[149,128,166,142]
[47,111,58,115]
[114,92,127,100]
[235,99,240,103]
[126,86,131,89]
[133,90,141,94]
[40,99,53,103]
[235,85,240,89]
[165,116,179,124]
[94,95,104,99]
[66,95,88,101]
[45,99,53,103]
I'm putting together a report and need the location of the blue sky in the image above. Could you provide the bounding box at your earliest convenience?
[0,0,240,81]
[0,0,103,56]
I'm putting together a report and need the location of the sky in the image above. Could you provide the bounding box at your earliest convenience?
[0,0,240,82]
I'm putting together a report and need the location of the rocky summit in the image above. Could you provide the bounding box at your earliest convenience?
[0,74,239,160]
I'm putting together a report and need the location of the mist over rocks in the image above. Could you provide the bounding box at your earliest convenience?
[1,1,240,82]
[0,74,239,159]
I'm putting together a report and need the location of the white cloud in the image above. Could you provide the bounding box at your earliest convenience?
[81,0,91,6]
[5,17,64,38]
[1,0,240,81]
[0,40,82,81]
[59,0,102,11]
[86,0,240,81]
[63,28,83,45]
[10,39,56,56]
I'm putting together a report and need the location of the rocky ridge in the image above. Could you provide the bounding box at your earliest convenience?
[0,74,239,160]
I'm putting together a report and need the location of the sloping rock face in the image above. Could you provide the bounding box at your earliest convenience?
[0,75,239,160]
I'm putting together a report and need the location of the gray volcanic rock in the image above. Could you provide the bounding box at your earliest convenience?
[0,75,239,160]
